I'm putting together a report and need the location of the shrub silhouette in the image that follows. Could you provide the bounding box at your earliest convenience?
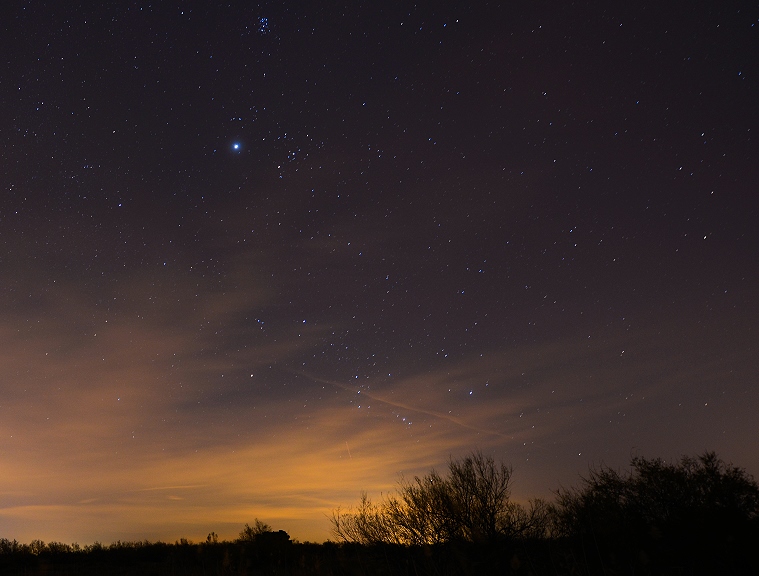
[237,518,273,542]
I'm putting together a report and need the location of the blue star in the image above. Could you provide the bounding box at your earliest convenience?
[231,142,242,152]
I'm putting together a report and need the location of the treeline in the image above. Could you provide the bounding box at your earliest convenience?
[1,451,758,575]
[332,451,759,575]
[0,525,300,576]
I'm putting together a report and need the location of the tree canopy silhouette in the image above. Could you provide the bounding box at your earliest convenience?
[551,451,759,574]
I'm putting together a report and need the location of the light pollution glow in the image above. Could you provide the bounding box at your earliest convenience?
[1,253,756,544]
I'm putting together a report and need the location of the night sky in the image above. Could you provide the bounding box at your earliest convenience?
[2,0,758,544]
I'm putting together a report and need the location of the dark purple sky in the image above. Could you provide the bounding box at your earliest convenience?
[2,0,758,543]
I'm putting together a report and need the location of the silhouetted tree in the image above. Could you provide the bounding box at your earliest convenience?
[332,451,549,545]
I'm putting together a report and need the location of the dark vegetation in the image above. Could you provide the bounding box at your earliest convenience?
[2,451,757,575]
